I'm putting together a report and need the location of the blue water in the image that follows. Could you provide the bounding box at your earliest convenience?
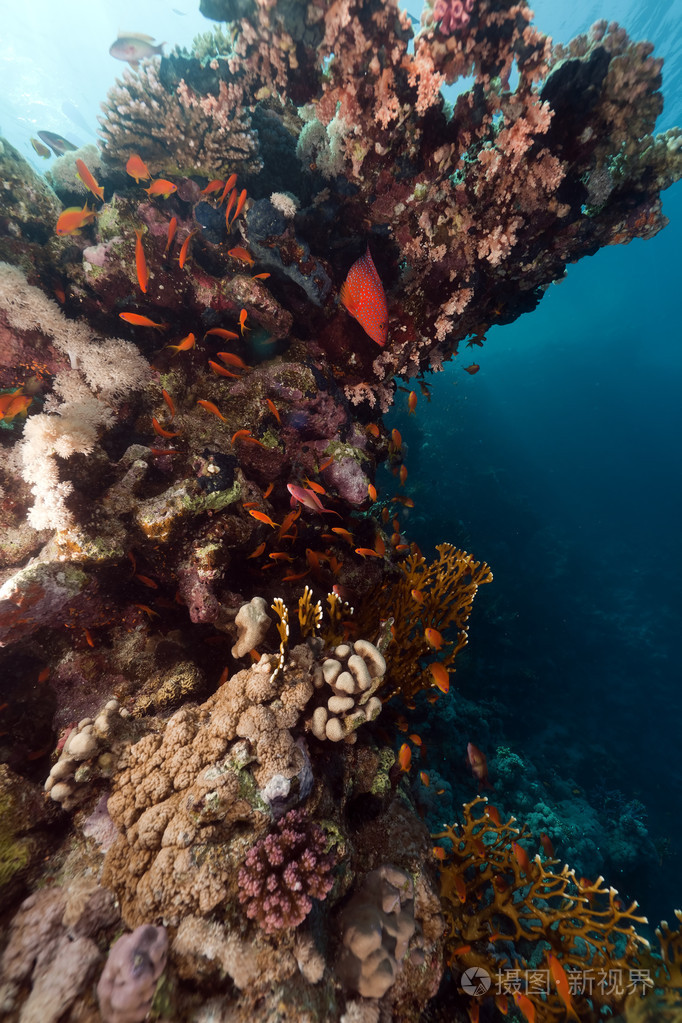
[387,181,682,923]
[2,0,681,926]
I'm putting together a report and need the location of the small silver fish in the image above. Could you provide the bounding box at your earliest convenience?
[109,34,165,67]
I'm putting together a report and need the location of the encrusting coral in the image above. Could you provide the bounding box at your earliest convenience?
[100,645,326,926]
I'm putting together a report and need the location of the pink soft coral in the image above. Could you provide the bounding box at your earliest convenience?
[432,0,474,35]
[238,809,335,933]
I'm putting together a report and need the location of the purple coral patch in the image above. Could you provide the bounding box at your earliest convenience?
[238,809,335,933]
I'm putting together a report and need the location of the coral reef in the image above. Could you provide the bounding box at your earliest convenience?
[0,0,680,1019]
[435,797,660,1019]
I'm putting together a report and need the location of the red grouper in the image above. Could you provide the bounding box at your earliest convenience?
[340,246,388,346]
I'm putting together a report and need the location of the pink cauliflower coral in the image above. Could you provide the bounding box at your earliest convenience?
[238,809,335,933]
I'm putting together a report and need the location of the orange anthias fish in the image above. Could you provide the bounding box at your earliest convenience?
[265,398,281,423]
[166,332,196,354]
[424,627,443,650]
[512,992,536,1023]
[126,153,151,182]
[209,359,237,378]
[398,743,411,772]
[165,216,177,253]
[145,179,177,198]
[464,363,480,375]
[178,230,197,268]
[0,392,32,421]
[429,662,449,694]
[200,179,224,195]
[486,804,502,826]
[224,189,237,226]
[197,399,227,422]
[218,351,250,370]
[408,390,417,414]
[161,389,175,419]
[230,188,248,225]
[331,527,354,545]
[540,832,556,858]
[228,246,254,266]
[511,841,533,877]
[119,312,168,330]
[339,246,388,346]
[55,204,97,236]
[205,328,239,341]
[547,953,581,1023]
[239,309,249,335]
[152,416,179,438]
[467,742,492,790]
[219,173,238,204]
[134,229,148,293]
[249,509,278,528]
[75,159,104,202]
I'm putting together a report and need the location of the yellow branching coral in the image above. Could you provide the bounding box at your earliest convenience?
[298,584,323,637]
[355,543,492,703]
[270,589,354,681]
[434,798,682,1022]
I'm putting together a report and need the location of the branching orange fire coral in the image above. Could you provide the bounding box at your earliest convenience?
[355,543,492,703]
[435,797,681,1023]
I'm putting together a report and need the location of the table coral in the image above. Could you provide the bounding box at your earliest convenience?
[99,63,261,178]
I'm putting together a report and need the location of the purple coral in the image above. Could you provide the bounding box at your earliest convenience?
[433,0,474,35]
[97,925,168,1023]
[238,809,335,933]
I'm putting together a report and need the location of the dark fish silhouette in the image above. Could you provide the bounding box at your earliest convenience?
[37,130,78,156]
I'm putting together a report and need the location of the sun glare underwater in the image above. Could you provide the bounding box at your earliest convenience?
[0,0,681,1021]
